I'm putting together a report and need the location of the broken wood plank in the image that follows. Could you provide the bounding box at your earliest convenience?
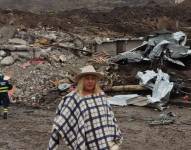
[56,43,92,55]
[105,85,147,92]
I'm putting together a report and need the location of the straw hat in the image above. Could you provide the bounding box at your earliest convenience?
[75,65,103,81]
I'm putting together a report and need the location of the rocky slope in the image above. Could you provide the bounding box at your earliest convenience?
[0,0,175,12]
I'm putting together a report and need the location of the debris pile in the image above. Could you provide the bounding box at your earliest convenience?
[1,20,191,110]
[107,69,175,111]
[148,112,176,126]
[106,30,191,110]
[109,30,191,67]
[0,25,93,107]
[136,69,174,110]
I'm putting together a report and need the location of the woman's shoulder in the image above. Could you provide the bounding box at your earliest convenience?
[66,90,77,97]
[57,91,78,109]
[100,91,106,96]
[95,91,106,97]
[62,91,78,101]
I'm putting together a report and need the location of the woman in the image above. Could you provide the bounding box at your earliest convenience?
[48,65,122,150]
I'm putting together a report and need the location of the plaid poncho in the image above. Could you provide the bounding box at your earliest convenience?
[48,91,122,150]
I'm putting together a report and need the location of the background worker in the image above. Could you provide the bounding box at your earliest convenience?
[0,73,13,119]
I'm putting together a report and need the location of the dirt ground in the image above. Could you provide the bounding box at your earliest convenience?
[0,104,191,150]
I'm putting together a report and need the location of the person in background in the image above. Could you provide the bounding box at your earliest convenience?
[48,65,122,150]
[0,73,13,119]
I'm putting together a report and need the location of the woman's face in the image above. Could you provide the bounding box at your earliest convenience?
[83,75,97,92]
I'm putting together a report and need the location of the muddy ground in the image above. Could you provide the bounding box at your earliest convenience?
[0,104,191,150]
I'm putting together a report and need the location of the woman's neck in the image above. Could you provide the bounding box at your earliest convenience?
[82,90,94,96]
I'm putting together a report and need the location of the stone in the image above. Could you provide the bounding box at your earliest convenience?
[59,54,67,62]
[14,52,32,59]
[74,38,84,48]
[36,48,51,58]
[0,50,7,57]
[43,33,57,41]
[35,38,49,45]
[0,25,16,44]
[0,56,14,65]
[8,38,27,45]
[13,88,23,97]
[59,32,74,42]
[59,42,75,48]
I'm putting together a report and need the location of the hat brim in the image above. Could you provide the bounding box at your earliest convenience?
[75,72,103,82]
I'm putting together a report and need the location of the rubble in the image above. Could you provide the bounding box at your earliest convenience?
[109,31,191,67]
[0,10,190,111]
[148,112,176,126]
[0,26,91,106]
[58,54,67,63]
[103,31,191,110]
[0,26,189,112]
[89,51,110,65]
[106,69,175,110]
[137,69,174,110]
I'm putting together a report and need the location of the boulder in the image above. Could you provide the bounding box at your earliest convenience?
[0,56,14,65]
[8,38,27,45]
[14,52,32,59]
[0,50,7,57]
[0,25,16,44]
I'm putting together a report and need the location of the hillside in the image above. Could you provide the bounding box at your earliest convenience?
[0,0,175,12]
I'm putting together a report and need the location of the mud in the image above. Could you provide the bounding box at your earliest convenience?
[0,105,191,150]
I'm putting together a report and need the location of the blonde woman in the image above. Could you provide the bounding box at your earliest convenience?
[48,65,122,150]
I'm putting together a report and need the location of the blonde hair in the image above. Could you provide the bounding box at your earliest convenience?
[76,77,102,96]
